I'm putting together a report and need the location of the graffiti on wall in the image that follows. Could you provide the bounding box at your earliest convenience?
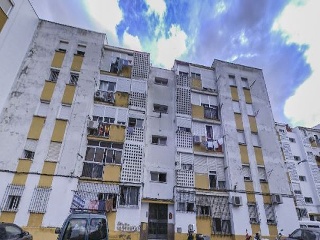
[117,222,140,232]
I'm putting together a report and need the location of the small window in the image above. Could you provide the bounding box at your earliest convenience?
[202,104,219,120]
[289,138,296,143]
[299,176,306,181]
[191,72,201,79]
[57,40,68,52]
[181,164,193,170]
[119,186,139,206]
[258,166,267,182]
[128,118,143,128]
[209,171,217,189]
[229,75,236,86]
[154,77,168,85]
[279,129,285,133]
[70,73,79,85]
[150,172,167,183]
[248,203,259,224]
[151,136,167,145]
[103,117,115,124]
[242,165,251,181]
[49,69,60,82]
[305,197,313,204]
[23,150,35,159]
[177,127,191,133]
[205,125,213,141]
[76,44,86,56]
[6,195,21,211]
[294,156,301,161]
[153,104,168,113]
[241,77,249,88]
[198,206,210,216]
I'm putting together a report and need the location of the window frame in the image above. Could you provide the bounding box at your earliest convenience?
[154,77,168,85]
[150,172,167,183]
[153,104,168,114]
[119,186,139,207]
[151,135,167,146]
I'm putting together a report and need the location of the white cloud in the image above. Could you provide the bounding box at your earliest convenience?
[83,0,123,45]
[155,25,187,68]
[122,30,142,51]
[273,0,320,127]
[214,1,227,17]
[145,0,166,18]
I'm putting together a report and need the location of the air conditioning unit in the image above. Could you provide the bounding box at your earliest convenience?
[87,120,98,129]
[94,90,103,99]
[231,196,242,206]
[271,194,283,204]
[193,135,201,145]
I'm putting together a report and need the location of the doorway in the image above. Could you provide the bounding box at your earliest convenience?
[148,203,168,239]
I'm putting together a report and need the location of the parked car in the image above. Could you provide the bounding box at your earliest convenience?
[0,222,32,240]
[55,211,108,240]
[286,228,320,240]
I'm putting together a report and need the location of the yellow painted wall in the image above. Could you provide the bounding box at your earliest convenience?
[109,125,125,142]
[114,92,129,107]
[0,212,16,223]
[12,159,32,185]
[263,195,271,204]
[247,193,256,202]
[61,84,76,105]
[254,147,264,165]
[251,225,261,237]
[245,181,254,192]
[27,213,44,227]
[260,182,270,194]
[239,145,249,164]
[27,116,46,140]
[196,217,211,236]
[51,120,67,142]
[268,225,278,239]
[244,89,252,103]
[249,116,258,133]
[71,55,83,72]
[230,86,239,101]
[194,143,208,153]
[40,81,56,102]
[0,8,8,32]
[38,162,56,187]
[107,211,116,233]
[23,227,57,240]
[120,65,132,78]
[234,113,244,130]
[192,104,204,119]
[103,165,121,182]
[192,78,202,90]
[51,51,65,68]
[195,173,209,190]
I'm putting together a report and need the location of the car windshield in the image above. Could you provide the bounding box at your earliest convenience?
[62,218,87,240]
[88,218,107,240]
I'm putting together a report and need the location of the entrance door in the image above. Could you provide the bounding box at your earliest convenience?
[148,203,168,239]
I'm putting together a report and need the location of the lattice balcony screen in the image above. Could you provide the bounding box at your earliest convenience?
[176,88,191,115]
[29,187,51,213]
[176,74,190,87]
[1,185,24,212]
[121,143,143,183]
[129,92,146,109]
[125,127,144,142]
[46,142,62,162]
[176,132,192,149]
[132,52,150,79]
[176,170,194,187]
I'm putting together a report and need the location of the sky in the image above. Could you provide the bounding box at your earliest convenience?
[29,0,319,128]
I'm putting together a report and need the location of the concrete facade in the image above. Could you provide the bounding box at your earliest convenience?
[0,15,304,240]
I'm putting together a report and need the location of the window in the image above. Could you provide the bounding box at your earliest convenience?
[85,140,123,164]
[279,129,285,133]
[206,125,213,141]
[152,136,167,145]
[307,151,313,156]
[177,202,194,212]
[191,72,201,79]
[179,71,188,77]
[22,150,35,159]
[305,197,313,204]
[241,77,249,88]
[296,208,308,220]
[155,77,168,85]
[49,69,59,82]
[238,131,246,144]
[119,186,139,206]
[248,203,259,224]
[251,133,260,147]
[228,75,236,86]
[258,166,267,182]
[57,40,68,52]
[299,176,306,181]
[246,103,254,116]
[99,81,116,92]
[197,206,210,216]
[212,218,231,235]
[292,183,302,194]
[153,104,168,114]
[294,156,301,161]
[177,126,191,133]
[232,101,240,113]
[99,193,118,210]
[242,165,251,181]
[70,73,79,85]
[150,172,167,183]
[289,138,296,143]
[1,185,24,212]
[76,44,86,56]
[128,118,143,128]
[264,204,276,224]
[181,164,193,170]
[22,139,37,159]
[202,104,219,120]
[209,171,217,189]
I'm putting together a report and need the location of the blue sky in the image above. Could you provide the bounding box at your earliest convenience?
[29,0,319,128]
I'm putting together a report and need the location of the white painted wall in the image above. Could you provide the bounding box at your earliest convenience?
[0,0,39,115]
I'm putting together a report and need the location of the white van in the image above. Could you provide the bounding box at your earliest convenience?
[299,220,320,229]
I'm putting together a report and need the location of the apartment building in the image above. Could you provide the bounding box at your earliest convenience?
[275,123,320,223]
[0,12,300,240]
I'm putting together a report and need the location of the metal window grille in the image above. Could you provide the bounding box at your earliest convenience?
[121,143,143,183]
[258,167,267,182]
[49,69,60,82]
[264,204,276,224]
[70,73,79,85]
[248,203,259,224]
[119,186,139,206]
[1,185,24,212]
[29,187,51,213]
[242,165,251,181]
